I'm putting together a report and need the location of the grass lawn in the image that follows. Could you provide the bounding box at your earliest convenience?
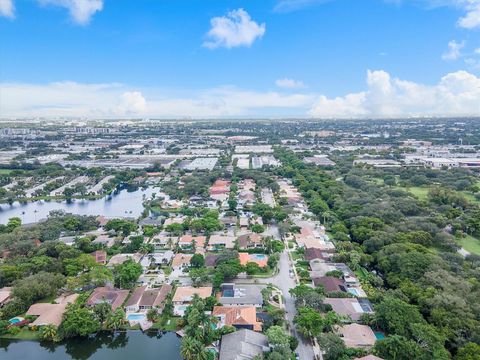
[462,192,480,205]
[150,316,180,331]
[0,328,40,340]
[400,186,430,200]
[458,235,480,255]
[0,169,13,175]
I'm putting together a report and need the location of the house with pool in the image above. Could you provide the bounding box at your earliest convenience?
[172,286,212,316]
[218,283,264,308]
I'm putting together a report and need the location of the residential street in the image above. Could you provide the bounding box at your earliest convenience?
[235,250,317,360]
[269,251,316,360]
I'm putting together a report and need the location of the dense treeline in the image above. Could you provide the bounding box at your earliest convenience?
[274,148,480,359]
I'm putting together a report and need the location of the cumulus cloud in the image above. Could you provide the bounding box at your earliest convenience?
[442,40,465,60]
[38,0,103,25]
[0,82,313,118]
[309,69,480,118]
[118,91,147,114]
[457,0,480,28]
[2,71,479,119]
[0,0,14,18]
[276,78,306,89]
[203,8,265,49]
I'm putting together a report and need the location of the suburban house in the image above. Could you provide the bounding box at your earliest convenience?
[140,251,174,269]
[178,235,206,251]
[205,254,219,268]
[125,284,172,313]
[171,253,193,271]
[219,329,269,360]
[213,306,262,331]
[354,356,384,360]
[86,287,129,310]
[219,283,264,307]
[239,252,268,267]
[305,248,333,262]
[323,298,374,322]
[312,276,347,293]
[237,233,264,250]
[207,234,235,251]
[336,323,377,349]
[91,250,107,264]
[210,179,230,201]
[107,253,142,267]
[0,287,12,307]
[172,286,212,316]
[27,294,78,327]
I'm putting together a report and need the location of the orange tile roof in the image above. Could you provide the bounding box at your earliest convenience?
[212,306,262,331]
[238,252,268,267]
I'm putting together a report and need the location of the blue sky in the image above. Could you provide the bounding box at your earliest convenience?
[1,0,479,118]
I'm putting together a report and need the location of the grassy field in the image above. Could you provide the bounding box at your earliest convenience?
[458,235,480,255]
[393,186,429,200]
[0,328,40,340]
[0,169,13,175]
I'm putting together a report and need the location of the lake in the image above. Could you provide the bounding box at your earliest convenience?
[0,331,181,360]
[0,187,160,224]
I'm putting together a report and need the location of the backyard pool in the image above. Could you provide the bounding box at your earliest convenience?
[348,288,360,296]
[127,313,146,322]
[374,332,385,340]
[222,289,234,297]
[250,254,266,260]
[8,317,24,324]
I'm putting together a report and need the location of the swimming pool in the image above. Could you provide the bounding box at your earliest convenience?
[127,313,146,322]
[348,288,360,296]
[8,317,24,324]
[250,254,266,260]
[374,332,385,340]
[222,289,234,297]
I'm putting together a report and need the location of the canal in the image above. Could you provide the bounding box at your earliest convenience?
[0,331,181,360]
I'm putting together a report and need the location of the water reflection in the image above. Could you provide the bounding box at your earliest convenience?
[0,331,180,360]
[0,186,159,224]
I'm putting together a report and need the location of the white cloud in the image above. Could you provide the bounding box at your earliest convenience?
[38,0,103,25]
[275,78,306,89]
[0,82,314,118]
[457,1,480,28]
[2,71,479,119]
[119,92,147,114]
[203,8,265,49]
[442,40,465,60]
[309,69,480,118]
[0,0,14,18]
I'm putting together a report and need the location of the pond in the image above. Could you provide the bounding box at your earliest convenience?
[0,187,160,224]
[0,331,181,360]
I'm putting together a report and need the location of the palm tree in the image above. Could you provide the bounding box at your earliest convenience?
[40,325,58,342]
[105,308,127,331]
[180,336,208,360]
[139,243,152,255]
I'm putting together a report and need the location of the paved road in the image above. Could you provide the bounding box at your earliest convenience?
[235,251,316,359]
[271,251,316,360]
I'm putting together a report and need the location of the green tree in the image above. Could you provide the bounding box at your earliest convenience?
[190,254,205,268]
[105,308,127,331]
[266,325,290,347]
[40,324,58,342]
[455,343,480,360]
[180,335,209,360]
[113,260,142,289]
[59,305,100,338]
